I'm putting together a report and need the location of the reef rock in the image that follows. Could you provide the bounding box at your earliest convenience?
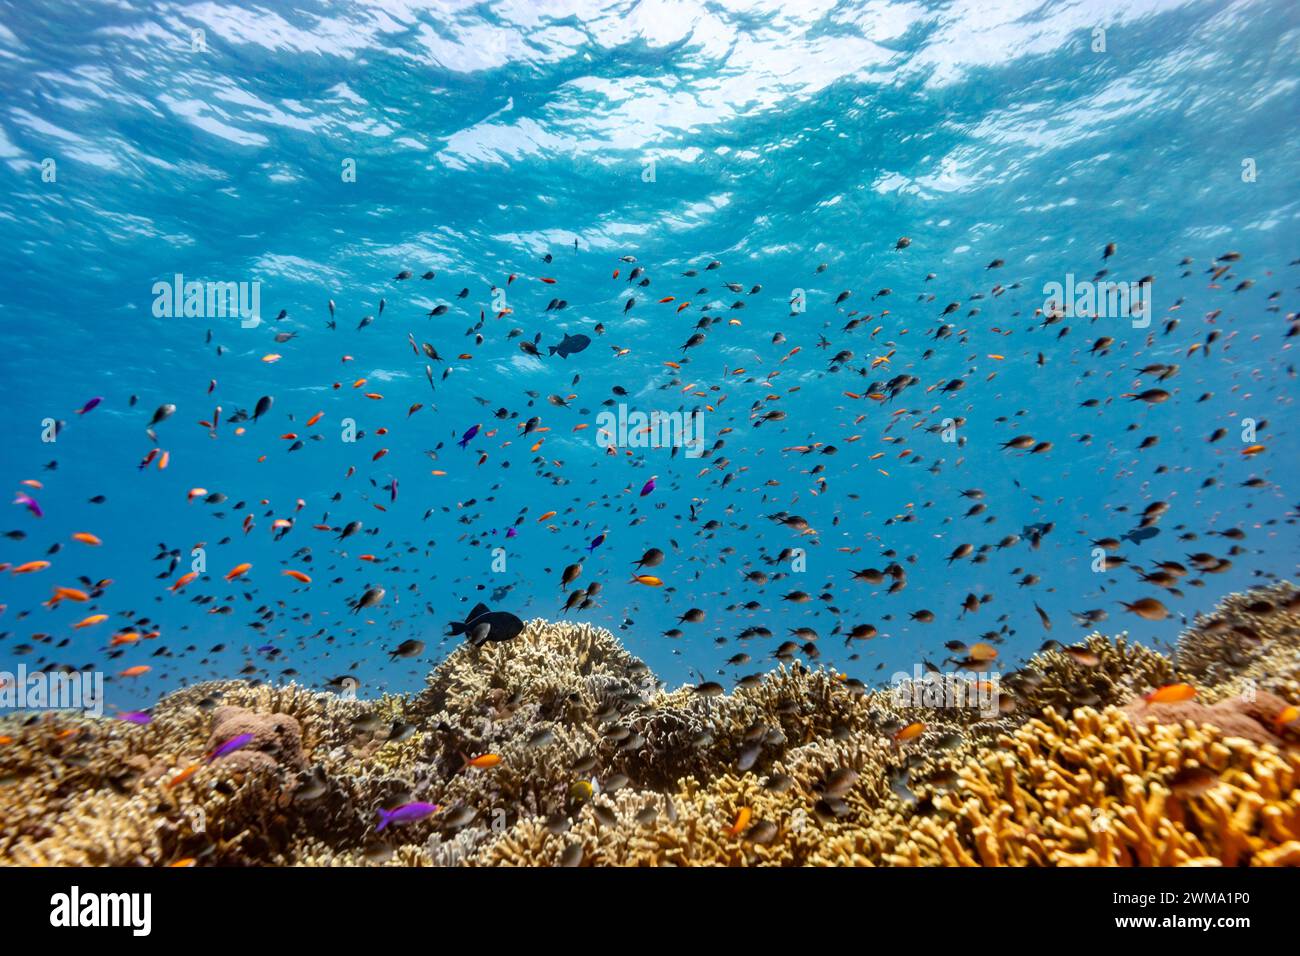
[205,706,308,775]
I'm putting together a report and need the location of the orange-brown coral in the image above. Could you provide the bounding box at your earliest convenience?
[1,584,1296,867]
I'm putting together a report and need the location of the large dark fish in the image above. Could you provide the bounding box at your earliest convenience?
[1122,526,1160,545]
[447,602,525,648]
[548,332,590,358]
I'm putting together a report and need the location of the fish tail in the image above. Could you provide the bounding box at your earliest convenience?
[447,621,466,636]
[547,346,557,356]
[375,809,392,832]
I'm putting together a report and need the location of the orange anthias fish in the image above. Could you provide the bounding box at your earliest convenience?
[1273,705,1300,733]
[224,562,252,581]
[283,570,312,583]
[167,764,200,789]
[1144,683,1197,705]
[461,753,501,771]
[71,532,102,546]
[169,571,198,591]
[11,561,51,575]
[893,721,925,743]
[728,806,752,836]
[119,665,151,678]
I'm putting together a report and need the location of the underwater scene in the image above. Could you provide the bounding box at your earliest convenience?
[0,0,1298,872]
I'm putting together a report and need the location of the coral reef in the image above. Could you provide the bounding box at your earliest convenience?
[1,584,1297,867]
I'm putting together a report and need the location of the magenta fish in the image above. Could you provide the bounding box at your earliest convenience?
[639,476,657,497]
[13,493,43,518]
[376,801,439,831]
[207,732,255,762]
[117,711,152,725]
[76,397,103,415]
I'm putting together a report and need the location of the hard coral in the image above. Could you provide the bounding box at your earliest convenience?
[886,706,1300,867]
[1,584,1296,867]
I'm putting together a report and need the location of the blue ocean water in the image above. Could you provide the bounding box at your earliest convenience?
[0,0,1296,714]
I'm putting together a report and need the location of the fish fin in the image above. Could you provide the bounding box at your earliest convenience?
[547,346,557,356]
[469,621,492,647]
[446,621,466,636]
[465,602,489,623]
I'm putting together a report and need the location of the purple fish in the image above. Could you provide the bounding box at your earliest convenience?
[76,397,103,415]
[207,732,255,763]
[505,526,518,539]
[117,711,152,725]
[639,476,657,497]
[13,493,43,518]
[586,532,606,554]
[457,424,480,449]
[376,801,440,832]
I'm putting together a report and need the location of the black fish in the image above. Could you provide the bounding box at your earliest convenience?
[447,602,525,648]
[387,639,425,660]
[548,332,591,358]
[1122,526,1160,545]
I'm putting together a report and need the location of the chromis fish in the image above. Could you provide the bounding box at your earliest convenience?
[447,602,525,648]
[548,332,591,358]
[457,424,481,449]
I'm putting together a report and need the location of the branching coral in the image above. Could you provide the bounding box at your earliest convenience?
[1177,581,1300,691]
[1,584,1296,867]
[886,705,1300,867]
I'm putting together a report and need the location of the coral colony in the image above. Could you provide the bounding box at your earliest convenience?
[2,582,1298,867]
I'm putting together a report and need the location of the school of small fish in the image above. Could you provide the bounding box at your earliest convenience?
[1,241,1297,748]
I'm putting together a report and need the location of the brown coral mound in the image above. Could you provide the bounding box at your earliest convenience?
[1,585,1297,867]
[1120,690,1295,747]
[205,706,308,774]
